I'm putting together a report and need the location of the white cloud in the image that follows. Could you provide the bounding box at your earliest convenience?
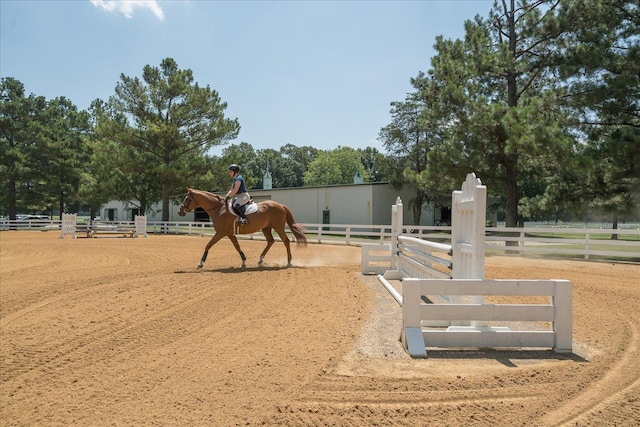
[90,0,165,21]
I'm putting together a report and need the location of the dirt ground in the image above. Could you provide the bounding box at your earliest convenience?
[1,231,638,426]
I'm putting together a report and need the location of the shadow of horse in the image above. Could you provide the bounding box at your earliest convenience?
[175,265,299,274]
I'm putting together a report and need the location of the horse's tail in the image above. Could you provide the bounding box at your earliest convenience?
[285,206,307,248]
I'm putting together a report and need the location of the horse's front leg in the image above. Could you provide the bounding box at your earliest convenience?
[198,232,224,269]
[227,234,247,268]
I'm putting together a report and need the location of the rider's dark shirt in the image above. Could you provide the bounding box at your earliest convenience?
[232,175,247,194]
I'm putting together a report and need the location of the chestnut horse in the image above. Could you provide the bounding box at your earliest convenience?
[178,188,307,269]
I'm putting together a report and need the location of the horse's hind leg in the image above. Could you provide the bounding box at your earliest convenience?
[227,234,247,268]
[273,226,293,267]
[258,228,275,266]
[198,231,224,269]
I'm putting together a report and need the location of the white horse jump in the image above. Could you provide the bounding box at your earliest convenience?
[59,215,148,238]
[90,216,148,238]
[361,173,573,357]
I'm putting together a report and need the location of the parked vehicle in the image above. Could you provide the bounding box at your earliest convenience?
[0,214,51,229]
[15,214,50,221]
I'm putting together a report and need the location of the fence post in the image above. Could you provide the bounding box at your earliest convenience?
[585,232,590,261]
[390,197,403,270]
[553,280,573,352]
[402,278,427,358]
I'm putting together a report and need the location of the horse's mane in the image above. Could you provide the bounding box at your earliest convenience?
[189,188,224,200]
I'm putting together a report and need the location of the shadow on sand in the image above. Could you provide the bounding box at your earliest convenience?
[422,349,588,366]
[174,265,297,274]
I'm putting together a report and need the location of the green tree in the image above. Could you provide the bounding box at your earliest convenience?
[211,142,259,192]
[251,148,282,189]
[379,90,454,225]
[0,80,89,218]
[37,97,91,215]
[77,169,110,220]
[0,78,46,218]
[359,147,386,183]
[277,144,319,188]
[581,127,640,227]
[89,135,162,216]
[250,144,320,189]
[92,58,240,221]
[417,0,574,227]
[553,0,640,226]
[304,146,369,186]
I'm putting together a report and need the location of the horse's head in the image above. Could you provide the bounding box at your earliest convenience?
[178,189,197,216]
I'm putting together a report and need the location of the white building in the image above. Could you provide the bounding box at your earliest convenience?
[100,182,447,226]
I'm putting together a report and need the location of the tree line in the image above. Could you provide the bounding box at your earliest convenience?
[1,1,638,226]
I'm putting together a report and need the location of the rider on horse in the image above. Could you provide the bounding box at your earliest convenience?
[225,164,251,225]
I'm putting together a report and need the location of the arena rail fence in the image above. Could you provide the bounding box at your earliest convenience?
[484,227,640,260]
[0,219,56,231]
[2,216,638,260]
[361,173,574,358]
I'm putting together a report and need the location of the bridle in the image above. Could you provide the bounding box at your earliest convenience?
[180,191,226,217]
[179,193,196,214]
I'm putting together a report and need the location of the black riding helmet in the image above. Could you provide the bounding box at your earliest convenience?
[228,164,240,173]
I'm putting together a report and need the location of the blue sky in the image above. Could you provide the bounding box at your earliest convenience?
[1,0,493,155]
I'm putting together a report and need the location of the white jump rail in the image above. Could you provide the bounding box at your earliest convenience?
[396,235,452,280]
[88,221,135,238]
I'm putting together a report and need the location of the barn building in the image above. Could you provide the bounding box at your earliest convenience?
[99,174,448,226]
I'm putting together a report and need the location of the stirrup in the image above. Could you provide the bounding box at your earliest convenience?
[239,217,248,225]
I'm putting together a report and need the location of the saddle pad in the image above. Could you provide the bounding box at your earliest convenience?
[228,201,258,216]
[244,202,258,215]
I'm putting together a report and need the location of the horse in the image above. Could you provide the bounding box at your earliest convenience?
[178,188,307,269]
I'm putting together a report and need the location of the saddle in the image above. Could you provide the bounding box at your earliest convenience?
[227,200,258,218]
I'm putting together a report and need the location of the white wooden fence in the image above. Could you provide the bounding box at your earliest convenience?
[2,215,638,261]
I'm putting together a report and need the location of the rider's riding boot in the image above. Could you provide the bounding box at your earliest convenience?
[239,205,248,225]
[233,206,249,225]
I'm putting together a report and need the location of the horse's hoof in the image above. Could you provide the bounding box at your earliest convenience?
[287,263,293,268]
[258,259,264,266]
[196,264,203,269]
